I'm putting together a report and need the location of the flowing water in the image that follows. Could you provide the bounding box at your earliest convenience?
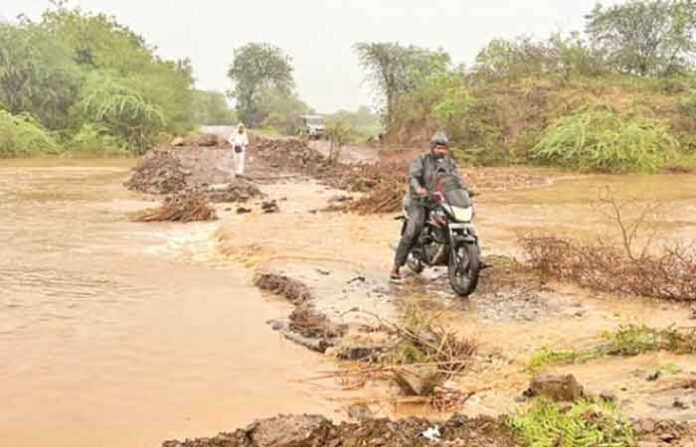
[2,159,696,446]
[0,161,346,447]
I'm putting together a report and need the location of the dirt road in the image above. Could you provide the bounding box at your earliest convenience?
[213,158,696,420]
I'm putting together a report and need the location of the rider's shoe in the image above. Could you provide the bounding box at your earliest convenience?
[389,267,402,283]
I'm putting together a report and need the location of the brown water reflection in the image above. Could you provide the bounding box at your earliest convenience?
[0,161,345,447]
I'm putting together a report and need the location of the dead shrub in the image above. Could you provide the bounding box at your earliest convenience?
[521,193,696,301]
[391,306,478,377]
[131,191,217,222]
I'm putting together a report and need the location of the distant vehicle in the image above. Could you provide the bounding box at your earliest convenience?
[297,115,325,140]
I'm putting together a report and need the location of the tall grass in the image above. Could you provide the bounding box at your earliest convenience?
[531,111,677,173]
[0,110,59,158]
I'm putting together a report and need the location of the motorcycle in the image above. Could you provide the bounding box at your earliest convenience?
[398,174,481,297]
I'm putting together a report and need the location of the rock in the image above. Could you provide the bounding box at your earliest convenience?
[236,207,252,214]
[337,345,385,361]
[527,373,584,402]
[347,404,372,421]
[171,137,185,146]
[646,371,661,381]
[394,364,445,396]
[282,329,332,353]
[633,418,656,435]
[673,398,689,409]
[247,414,328,447]
[659,432,678,442]
[261,200,279,213]
[269,320,287,331]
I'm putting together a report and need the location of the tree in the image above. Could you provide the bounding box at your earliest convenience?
[473,33,605,81]
[0,21,81,129]
[585,0,696,76]
[325,119,355,163]
[227,43,295,127]
[78,72,165,154]
[255,87,309,134]
[193,90,236,125]
[354,42,450,127]
[42,4,196,132]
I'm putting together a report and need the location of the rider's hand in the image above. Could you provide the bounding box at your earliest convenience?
[415,187,427,197]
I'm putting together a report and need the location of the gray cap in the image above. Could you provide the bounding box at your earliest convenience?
[430,131,449,147]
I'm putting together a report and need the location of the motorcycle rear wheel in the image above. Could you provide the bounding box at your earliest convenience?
[448,243,480,297]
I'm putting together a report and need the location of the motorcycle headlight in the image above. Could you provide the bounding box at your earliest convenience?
[451,206,473,222]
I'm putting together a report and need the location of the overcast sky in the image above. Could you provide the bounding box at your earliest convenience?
[4,0,619,113]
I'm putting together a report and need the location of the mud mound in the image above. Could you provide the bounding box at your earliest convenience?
[253,137,329,173]
[191,133,221,147]
[131,191,217,223]
[162,414,518,447]
[289,307,346,339]
[254,274,313,305]
[634,419,696,446]
[171,133,226,149]
[125,150,188,194]
[207,180,263,203]
[348,177,404,214]
[250,136,409,214]
[127,134,235,195]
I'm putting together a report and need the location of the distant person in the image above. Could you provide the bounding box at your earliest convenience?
[230,123,249,177]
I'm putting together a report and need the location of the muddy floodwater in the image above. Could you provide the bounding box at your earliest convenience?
[2,158,696,446]
[0,161,348,447]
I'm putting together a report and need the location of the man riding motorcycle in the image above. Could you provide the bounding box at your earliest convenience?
[390,131,467,281]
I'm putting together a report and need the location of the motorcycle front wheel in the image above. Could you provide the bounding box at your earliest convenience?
[448,243,480,297]
[406,252,425,274]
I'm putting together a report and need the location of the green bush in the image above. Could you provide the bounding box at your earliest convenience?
[510,398,635,447]
[531,111,677,173]
[79,73,166,154]
[64,124,129,158]
[680,90,696,117]
[0,110,60,158]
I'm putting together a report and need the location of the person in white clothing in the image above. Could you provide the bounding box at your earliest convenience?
[229,123,249,177]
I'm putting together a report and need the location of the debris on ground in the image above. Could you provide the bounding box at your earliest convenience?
[126,135,234,195]
[281,328,334,353]
[525,373,584,402]
[395,364,445,396]
[192,133,220,147]
[236,207,252,214]
[131,190,217,223]
[207,180,263,203]
[289,306,346,339]
[162,414,519,447]
[633,419,696,446]
[125,150,189,194]
[522,235,696,301]
[254,273,313,305]
[261,200,279,213]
